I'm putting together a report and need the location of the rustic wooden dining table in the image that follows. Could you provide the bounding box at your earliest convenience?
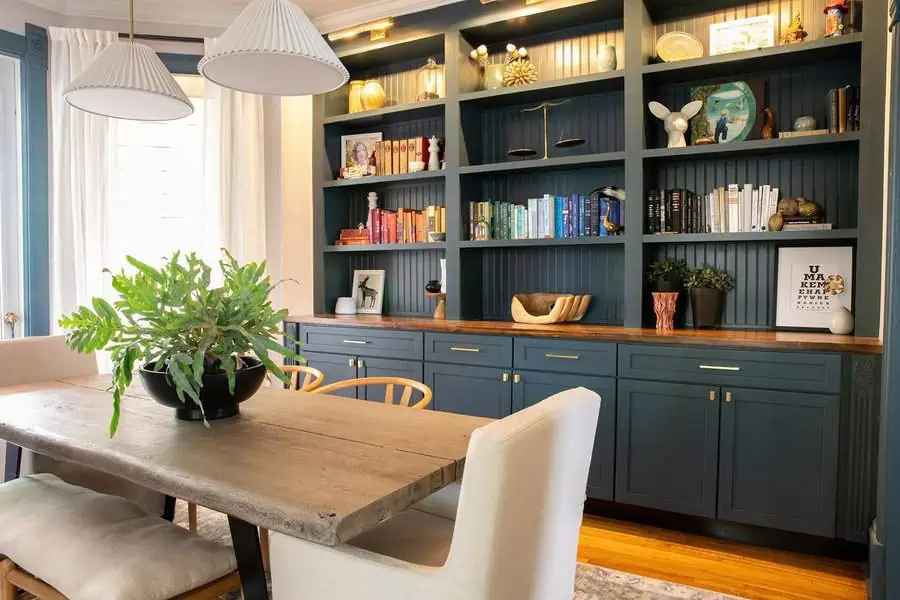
[0,375,489,600]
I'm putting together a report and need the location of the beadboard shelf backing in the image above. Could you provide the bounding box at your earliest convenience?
[323,250,445,318]
[324,180,446,246]
[460,245,625,325]
[645,58,861,151]
[648,239,855,329]
[460,89,624,165]
[647,147,859,232]
[324,114,446,183]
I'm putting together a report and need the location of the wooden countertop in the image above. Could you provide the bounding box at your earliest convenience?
[288,314,883,354]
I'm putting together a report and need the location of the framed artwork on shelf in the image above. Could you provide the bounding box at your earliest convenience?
[352,269,386,314]
[775,246,853,330]
[340,132,382,179]
[690,81,759,145]
[709,15,775,56]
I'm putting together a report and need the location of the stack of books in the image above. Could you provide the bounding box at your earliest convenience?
[647,185,801,234]
[373,137,440,176]
[365,205,445,244]
[468,194,620,241]
[826,85,860,134]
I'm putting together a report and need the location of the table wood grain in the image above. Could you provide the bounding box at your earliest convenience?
[290,314,884,354]
[0,376,489,545]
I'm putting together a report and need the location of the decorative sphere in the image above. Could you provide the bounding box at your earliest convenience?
[797,198,822,218]
[777,198,799,216]
[768,212,785,232]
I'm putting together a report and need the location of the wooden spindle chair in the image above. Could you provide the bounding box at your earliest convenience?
[314,376,432,409]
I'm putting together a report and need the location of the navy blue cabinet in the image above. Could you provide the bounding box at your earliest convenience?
[615,379,720,518]
[514,371,616,501]
[718,387,840,537]
[359,357,425,404]
[303,351,358,398]
[426,363,512,418]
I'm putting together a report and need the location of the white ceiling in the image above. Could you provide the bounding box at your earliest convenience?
[18,0,457,33]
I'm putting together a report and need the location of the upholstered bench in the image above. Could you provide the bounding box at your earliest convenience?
[0,474,241,600]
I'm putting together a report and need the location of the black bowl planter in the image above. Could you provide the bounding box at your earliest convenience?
[139,357,267,421]
[690,288,725,329]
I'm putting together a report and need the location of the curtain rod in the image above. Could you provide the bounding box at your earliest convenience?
[118,33,204,44]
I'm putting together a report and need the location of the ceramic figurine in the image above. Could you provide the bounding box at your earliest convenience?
[597,45,617,72]
[761,107,776,139]
[648,100,704,148]
[824,0,849,37]
[781,13,809,44]
[428,136,441,171]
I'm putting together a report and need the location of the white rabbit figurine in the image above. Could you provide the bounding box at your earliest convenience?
[648,100,704,148]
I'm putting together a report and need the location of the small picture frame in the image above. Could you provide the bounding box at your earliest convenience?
[709,15,775,56]
[351,269,385,314]
[340,132,382,179]
[776,246,853,330]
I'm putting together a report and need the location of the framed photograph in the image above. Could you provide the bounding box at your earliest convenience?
[776,247,853,330]
[709,15,775,56]
[340,132,382,178]
[351,269,385,314]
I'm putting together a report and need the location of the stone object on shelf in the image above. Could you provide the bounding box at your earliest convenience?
[511,293,592,324]
[793,115,818,131]
[335,297,356,315]
[648,100,703,148]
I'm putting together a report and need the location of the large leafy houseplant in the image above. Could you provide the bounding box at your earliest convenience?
[59,250,300,436]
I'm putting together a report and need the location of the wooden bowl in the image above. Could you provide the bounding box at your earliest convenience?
[511,293,592,324]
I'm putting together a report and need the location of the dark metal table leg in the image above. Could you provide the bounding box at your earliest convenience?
[3,442,21,482]
[228,515,268,600]
[162,495,176,521]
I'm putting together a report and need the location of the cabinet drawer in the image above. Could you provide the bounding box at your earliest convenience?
[618,344,841,394]
[425,333,512,368]
[514,337,616,376]
[301,326,423,361]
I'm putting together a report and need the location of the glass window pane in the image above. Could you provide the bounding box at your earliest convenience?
[0,55,23,339]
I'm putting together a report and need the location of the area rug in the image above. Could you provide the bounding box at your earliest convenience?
[176,504,742,600]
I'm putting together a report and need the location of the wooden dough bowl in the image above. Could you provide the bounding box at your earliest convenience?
[511,293,592,324]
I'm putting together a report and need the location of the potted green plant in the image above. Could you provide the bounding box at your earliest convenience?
[685,265,735,329]
[647,259,689,293]
[59,250,300,436]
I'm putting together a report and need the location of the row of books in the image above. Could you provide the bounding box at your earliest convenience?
[373,137,440,176]
[826,85,860,134]
[358,206,446,245]
[467,194,621,241]
[647,185,795,234]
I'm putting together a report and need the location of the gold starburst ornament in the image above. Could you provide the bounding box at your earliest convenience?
[502,43,537,87]
[825,274,845,295]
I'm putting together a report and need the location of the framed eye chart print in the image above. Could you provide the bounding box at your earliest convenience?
[775,246,853,330]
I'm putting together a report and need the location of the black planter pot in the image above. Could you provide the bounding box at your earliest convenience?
[653,278,682,294]
[690,288,725,329]
[139,357,266,421]
[652,279,687,327]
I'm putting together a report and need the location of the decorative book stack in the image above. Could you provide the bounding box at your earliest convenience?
[365,205,445,244]
[373,137,442,176]
[647,184,792,234]
[468,194,620,241]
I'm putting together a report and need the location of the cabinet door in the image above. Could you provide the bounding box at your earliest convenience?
[514,371,616,501]
[426,363,512,418]
[718,387,839,537]
[303,352,358,398]
[616,379,720,518]
[358,357,425,405]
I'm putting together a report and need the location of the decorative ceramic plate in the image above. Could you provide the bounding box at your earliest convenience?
[656,31,704,63]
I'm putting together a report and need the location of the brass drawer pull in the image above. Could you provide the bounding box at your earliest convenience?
[450,347,481,353]
[545,353,580,360]
[725,392,733,403]
[501,372,510,383]
[699,364,741,372]
[709,390,716,401]
[513,373,521,384]
[342,339,368,345]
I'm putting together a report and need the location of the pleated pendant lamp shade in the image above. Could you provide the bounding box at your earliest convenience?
[199,0,349,96]
[65,42,194,121]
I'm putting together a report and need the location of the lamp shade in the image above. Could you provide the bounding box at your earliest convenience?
[199,0,349,96]
[64,42,194,121]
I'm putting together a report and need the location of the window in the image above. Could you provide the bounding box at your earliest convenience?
[106,75,218,284]
[0,55,23,338]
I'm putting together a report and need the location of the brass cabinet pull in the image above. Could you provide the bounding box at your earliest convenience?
[513,373,521,384]
[709,390,717,401]
[725,391,733,403]
[545,353,580,360]
[501,372,510,383]
[450,347,481,353]
[357,359,365,368]
[699,364,741,372]
[348,358,355,367]
[342,339,368,345]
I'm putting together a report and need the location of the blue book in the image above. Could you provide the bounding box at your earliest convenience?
[555,196,564,238]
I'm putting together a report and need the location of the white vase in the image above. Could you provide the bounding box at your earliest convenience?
[829,307,854,335]
[440,258,447,294]
[597,46,617,72]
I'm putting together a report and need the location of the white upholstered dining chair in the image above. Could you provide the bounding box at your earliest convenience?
[0,336,165,515]
[270,386,601,600]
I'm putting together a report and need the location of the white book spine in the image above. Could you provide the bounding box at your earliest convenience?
[759,185,770,231]
[751,189,759,231]
[742,183,752,233]
[727,184,739,233]
[770,188,780,225]
[709,192,718,233]
[528,198,536,239]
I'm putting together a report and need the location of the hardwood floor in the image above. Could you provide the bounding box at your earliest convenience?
[578,516,867,600]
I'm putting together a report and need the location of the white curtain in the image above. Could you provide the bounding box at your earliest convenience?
[48,27,118,332]
[203,38,268,266]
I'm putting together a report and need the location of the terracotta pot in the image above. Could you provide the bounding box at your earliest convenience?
[361,80,386,110]
[690,288,725,329]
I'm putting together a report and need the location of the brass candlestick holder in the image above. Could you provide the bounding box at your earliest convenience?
[508,100,585,160]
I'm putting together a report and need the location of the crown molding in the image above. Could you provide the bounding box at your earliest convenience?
[314,0,463,33]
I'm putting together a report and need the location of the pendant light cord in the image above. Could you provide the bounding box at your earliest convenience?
[129,0,134,41]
